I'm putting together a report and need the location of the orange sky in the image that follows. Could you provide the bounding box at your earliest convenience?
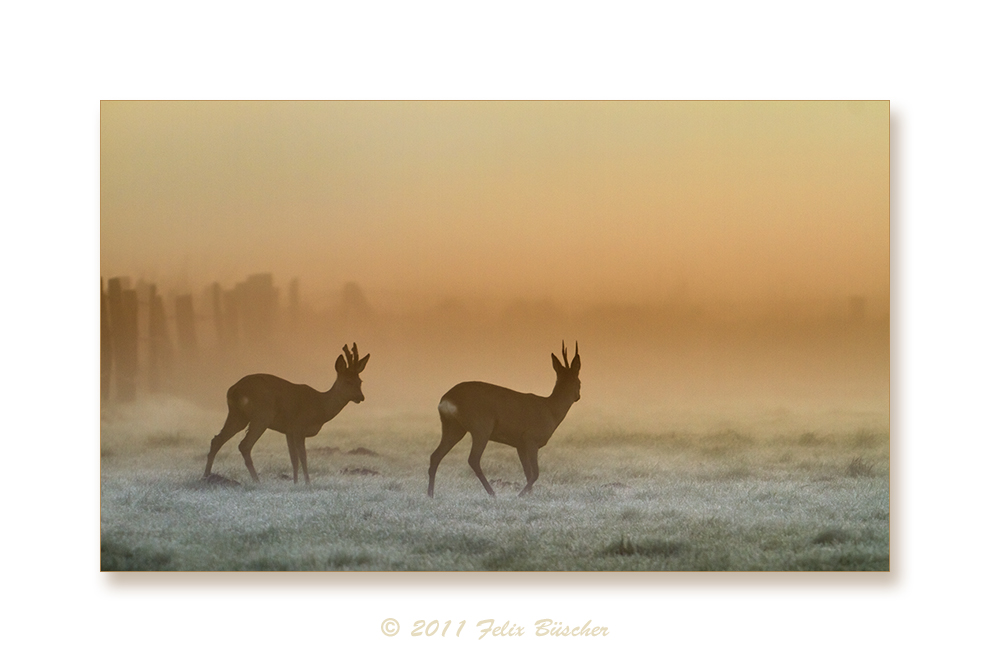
[101,101,889,310]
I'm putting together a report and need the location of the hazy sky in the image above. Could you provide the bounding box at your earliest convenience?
[101,101,889,309]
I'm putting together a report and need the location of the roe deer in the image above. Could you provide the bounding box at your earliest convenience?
[427,342,581,498]
[203,343,370,484]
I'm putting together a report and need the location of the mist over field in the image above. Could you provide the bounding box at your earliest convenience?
[106,276,889,413]
[99,281,889,571]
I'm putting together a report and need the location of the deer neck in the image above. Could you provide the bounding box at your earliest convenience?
[546,382,576,427]
[320,380,352,420]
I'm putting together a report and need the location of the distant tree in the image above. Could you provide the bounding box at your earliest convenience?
[341,282,372,320]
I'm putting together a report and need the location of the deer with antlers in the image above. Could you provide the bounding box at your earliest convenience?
[427,342,581,498]
[203,343,370,484]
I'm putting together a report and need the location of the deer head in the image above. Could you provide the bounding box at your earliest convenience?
[551,341,581,402]
[334,342,370,403]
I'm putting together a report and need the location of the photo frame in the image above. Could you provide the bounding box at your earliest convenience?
[100,100,889,572]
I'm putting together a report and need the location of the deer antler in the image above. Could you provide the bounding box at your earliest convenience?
[561,340,569,368]
[343,344,354,369]
[574,341,578,361]
[351,342,360,370]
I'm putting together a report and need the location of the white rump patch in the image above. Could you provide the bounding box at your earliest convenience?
[438,399,458,417]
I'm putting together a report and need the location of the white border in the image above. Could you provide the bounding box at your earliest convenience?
[4,1,987,668]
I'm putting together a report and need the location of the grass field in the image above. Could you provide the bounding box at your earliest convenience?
[100,396,889,571]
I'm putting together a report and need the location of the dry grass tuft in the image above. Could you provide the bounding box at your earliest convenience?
[846,457,875,477]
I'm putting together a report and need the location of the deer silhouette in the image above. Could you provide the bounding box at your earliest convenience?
[204,343,369,484]
[428,342,581,497]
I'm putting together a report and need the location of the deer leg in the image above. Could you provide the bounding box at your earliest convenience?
[297,438,310,485]
[204,412,248,478]
[518,447,540,497]
[286,435,300,483]
[467,432,496,497]
[428,418,467,497]
[516,446,534,486]
[238,421,268,483]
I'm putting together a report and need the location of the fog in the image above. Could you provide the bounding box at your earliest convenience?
[100,101,888,425]
[100,276,887,427]
[100,280,889,572]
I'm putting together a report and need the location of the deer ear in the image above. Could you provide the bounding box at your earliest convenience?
[570,353,581,373]
[552,353,564,374]
[357,353,370,373]
[335,354,348,374]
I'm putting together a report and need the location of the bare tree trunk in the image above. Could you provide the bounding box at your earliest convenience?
[100,278,112,402]
[108,278,139,402]
[175,294,197,360]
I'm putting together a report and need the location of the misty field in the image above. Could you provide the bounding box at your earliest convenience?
[100,397,889,571]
